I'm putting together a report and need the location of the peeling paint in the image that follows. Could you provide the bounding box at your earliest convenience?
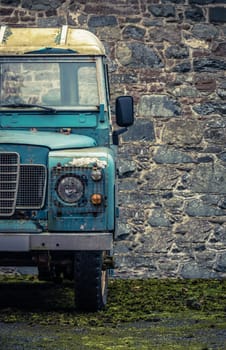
[69,158,107,168]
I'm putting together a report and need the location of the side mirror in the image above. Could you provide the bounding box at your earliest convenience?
[115,96,134,127]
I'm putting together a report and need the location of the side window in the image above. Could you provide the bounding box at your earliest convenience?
[78,65,99,106]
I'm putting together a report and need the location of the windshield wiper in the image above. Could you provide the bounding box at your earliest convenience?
[0,103,56,113]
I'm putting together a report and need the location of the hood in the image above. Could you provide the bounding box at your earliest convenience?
[0,130,96,149]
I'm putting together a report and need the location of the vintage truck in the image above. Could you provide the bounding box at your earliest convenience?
[0,26,133,311]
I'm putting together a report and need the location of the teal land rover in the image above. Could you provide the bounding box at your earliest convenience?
[0,26,133,311]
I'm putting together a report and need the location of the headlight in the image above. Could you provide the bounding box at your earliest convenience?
[57,175,84,203]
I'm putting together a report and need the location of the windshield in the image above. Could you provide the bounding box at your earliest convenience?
[0,60,100,109]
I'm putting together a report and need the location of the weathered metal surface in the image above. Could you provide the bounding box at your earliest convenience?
[0,113,98,128]
[0,233,113,251]
[0,130,96,149]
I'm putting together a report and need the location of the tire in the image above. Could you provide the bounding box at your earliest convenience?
[74,251,108,312]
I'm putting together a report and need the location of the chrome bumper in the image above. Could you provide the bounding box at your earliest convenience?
[0,233,113,252]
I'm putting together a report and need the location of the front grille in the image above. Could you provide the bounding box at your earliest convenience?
[16,165,46,209]
[0,152,19,216]
[0,152,46,216]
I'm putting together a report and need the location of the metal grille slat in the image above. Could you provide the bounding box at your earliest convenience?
[0,152,19,216]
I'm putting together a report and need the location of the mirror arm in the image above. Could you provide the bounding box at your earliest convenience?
[112,128,128,145]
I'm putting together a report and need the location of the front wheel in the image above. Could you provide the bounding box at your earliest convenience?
[74,251,108,312]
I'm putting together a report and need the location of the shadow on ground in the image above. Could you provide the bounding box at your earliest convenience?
[0,276,226,349]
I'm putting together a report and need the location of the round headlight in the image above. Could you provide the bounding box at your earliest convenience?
[57,175,84,203]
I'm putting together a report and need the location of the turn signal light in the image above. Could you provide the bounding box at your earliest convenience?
[90,194,102,205]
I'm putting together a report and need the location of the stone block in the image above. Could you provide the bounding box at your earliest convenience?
[217,84,226,99]
[195,77,216,92]
[185,7,205,21]
[190,163,226,193]
[148,208,171,227]
[0,8,14,15]
[88,15,117,27]
[172,86,197,97]
[148,4,176,17]
[2,0,20,4]
[21,0,62,10]
[193,102,226,115]
[213,42,226,56]
[122,118,155,142]
[153,146,194,164]
[142,166,179,190]
[138,95,181,118]
[193,58,226,72]
[165,45,189,59]
[174,218,212,240]
[162,120,203,145]
[37,17,65,27]
[209,7,226,23]
[204,127,226,144]
[185,198,225,216]
[117,42,163,68]
[181,261,216,278]
[172,61,191,73]
[189,0,214,4]
[122,25,146,40]
[216,253,226,272]
[191,23,219,39]
[149,25,181,43]
[117,159,136,178]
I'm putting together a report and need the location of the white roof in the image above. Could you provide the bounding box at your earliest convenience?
[0,26,106,55]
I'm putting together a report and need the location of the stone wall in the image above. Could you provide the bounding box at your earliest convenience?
[1,0,226,278]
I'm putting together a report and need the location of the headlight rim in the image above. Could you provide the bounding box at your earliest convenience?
[56,174,84,204]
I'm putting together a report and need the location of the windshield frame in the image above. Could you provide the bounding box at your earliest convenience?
[0,55,107,112]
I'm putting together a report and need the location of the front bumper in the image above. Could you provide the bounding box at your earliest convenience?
[0,232,113,252]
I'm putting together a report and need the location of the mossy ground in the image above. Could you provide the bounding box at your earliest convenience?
[0,275,226,349]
